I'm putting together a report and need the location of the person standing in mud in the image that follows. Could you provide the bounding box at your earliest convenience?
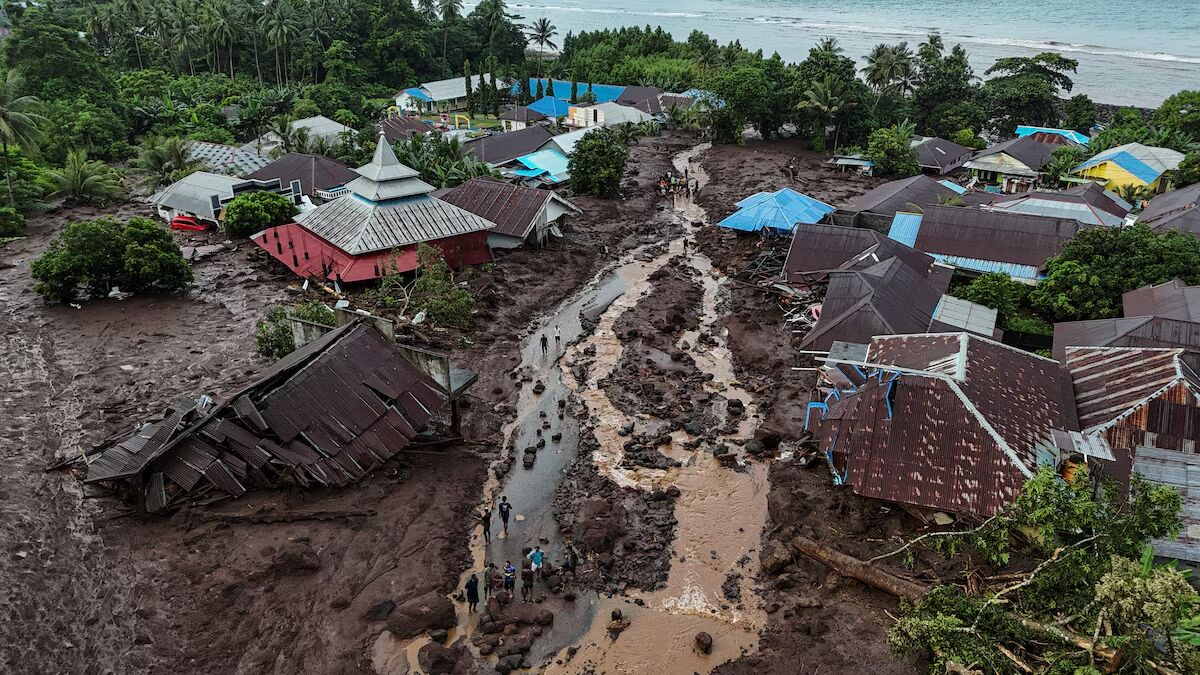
[503,560,516,596]
[540,333,549,355]
[482,562,496,600]
[554,324,561,348]
[520,566,534,603]
[498,495,512,535]
[480,507,492,543]
[465,573,480,613]
[528,545,545,580]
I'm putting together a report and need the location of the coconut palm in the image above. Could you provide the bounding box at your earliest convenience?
[918,33,944,63]
[799,75,856,151]
[862,42,913,92]
[438,0,464,80]
[417,0,437,22]
[527,18,557,80]
[143,3,173,68]
[46,150,122,204]
[476,0,509,52]
[1116,184,1150,208]
[206,0,242,78]
[0,73,47,207]
[259,0,300,85]
[814,37,843,55]
[119,0,145,69]
[130,136,203,191]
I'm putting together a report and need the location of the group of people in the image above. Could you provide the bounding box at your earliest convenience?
[464,494,580,612]
[539,324,561,356]
[658,170,694,197]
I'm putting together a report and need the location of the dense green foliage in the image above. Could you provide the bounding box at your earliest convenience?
[1030,224,1200,321]
[393,132,498,188]
[890,466,1193,674]
[30,216,191,302]
[0,206,25,237]
[409,243,473,328]
[567,126,627,198]
[255,301,336,358]
[865,121,918,176]
[222,190,299,237]
[1175,151,1200,188]
[1062,93,1097,133]
[955,273,1050,335]
[1153,90,1200,140]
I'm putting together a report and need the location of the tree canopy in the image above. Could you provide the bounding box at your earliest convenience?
[567,126,627,198]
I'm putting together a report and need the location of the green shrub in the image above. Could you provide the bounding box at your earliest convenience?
[30,216,191,303]
[0,207,26,237]
[567,127,628,198]
[222,190,298,238]
[254,301,336,359]
[410,243,474,328]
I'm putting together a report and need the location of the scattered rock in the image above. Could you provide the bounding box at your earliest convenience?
[362,599,395,622]
[695,631,713,654]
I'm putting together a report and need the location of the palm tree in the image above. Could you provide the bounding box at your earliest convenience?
[46,150,122,204]
[130,136,203,191]
[299,12,331,83]
[0,73,47,207]
[144,3,172,68]
[417,0,437,22]
[1116,184,1149,208]
[438,0,464,80]
[814,37,843,55]
[268,115,298,154]
[799,75,855,151]
[918,33,944,63]
[476,0,508,54]
[260,0,299,86]
[862,42,913,93]
[527,17,557,81]
[120,0,145,69]
[206,0,242,78]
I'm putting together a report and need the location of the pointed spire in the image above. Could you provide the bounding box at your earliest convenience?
[355,134,419,183]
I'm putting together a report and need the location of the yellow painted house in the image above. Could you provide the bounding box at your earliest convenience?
[1070,142,1185,193]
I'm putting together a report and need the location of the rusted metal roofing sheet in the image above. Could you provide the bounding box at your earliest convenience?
[439,177,575,239]
[1132,447,1200,562]
[915,204,1084,267]
[815,333,1078,516]
[1065,346,1200,433]
[86,324,450,504]
[1053,316,1200,361]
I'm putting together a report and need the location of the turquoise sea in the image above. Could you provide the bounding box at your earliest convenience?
[486,0,1200,107]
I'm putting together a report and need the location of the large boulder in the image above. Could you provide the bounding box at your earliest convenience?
[760,539,792,575]
[417,640,473,675]
[695,631,713,654]
[385,591,456,638]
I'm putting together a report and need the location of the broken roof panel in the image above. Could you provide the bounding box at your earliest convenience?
[782,222,936,285]
[1052,315,1200,361]
[1065,346,1200,433]
[86,324,451,505]
[815,333,1079,515]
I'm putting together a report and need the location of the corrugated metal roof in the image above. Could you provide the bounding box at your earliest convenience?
[800,257,950,350]
[969,136,1061,173]
[87,324,451,500]
[1139,182,1200,234]
[1133,447,1200,562]
[782,221,936,285]
[246,153,357,196]
[939,180,967,194]
[403,87,432,102]
[588,102,653,126]
[517,79,624,104]
[912,204,1085,269]
[148,171,243,220]
[815,332,1078,516]
[541,127,597,156]
[380,116,432,142]
[416,73,497,102]
[912,136,973,173]
[1123,280,1200,321]
[295,193,494,255]
[1015,125,1090,146]
[1053,315,1200,361]
[1074,143,1185,184]
[500,105,548,123]
[932,295,998,335]
[463,125,555,166]
[1065,346,1200,433]
[515,149,570,183]
[187,141,269,174]
[440,177,579,239]
[887,212,922,246]
[720,188,835,233]
[840,174,957,215]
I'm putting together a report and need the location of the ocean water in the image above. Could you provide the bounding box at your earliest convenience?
[491,0,1200,107]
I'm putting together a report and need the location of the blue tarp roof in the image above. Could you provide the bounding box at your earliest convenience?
[719,188,835,232]
[403,87,432,102]
[938,180,967,194]
[513,79,624,104]
[528,96,572,118]
[1074,150,1162,184]
[1015,125,1089,146]
[515,149,570,183]
[887,212,923,246]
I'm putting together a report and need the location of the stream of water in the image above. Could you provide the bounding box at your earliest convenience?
[375,142,772,673]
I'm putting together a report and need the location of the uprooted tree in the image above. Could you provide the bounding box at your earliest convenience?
[363,243,474,329]
[791,466,1198,674]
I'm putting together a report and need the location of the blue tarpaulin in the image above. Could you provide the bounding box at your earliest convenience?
[515,149,570,183]
[718,188,835,233]
[528,96,572,118]
[1015,125,1089,146]
[1074,150,1161,184]
[938,180,967,194]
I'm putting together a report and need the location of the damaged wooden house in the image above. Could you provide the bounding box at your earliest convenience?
[805,333,1085,517]
[83,323,468,512]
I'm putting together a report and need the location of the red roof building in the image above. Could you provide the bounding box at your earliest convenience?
[254,135,495,283]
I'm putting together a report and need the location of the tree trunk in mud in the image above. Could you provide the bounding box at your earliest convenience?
[786,535,929,602]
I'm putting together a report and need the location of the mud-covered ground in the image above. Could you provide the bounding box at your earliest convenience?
[0,133,694,674]
[689,140,935,675]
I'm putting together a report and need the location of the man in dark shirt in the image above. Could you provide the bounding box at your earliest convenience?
[465,573,480,612]
[498,496,512,536]
[520,566,534,603]
[480,507,492,543]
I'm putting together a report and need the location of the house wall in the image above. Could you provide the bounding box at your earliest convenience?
[1074,162,1160,192]
[502,120,529,133]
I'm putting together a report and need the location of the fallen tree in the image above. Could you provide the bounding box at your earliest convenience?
[786,466,1199,674]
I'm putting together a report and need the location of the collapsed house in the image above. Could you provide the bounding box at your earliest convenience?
[439,177,581,249]
[807,333,1082,516]
[85,323,464,511]
[1064,346,1200,560]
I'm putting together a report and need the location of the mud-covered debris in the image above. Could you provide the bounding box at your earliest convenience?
[269,542,320,576]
